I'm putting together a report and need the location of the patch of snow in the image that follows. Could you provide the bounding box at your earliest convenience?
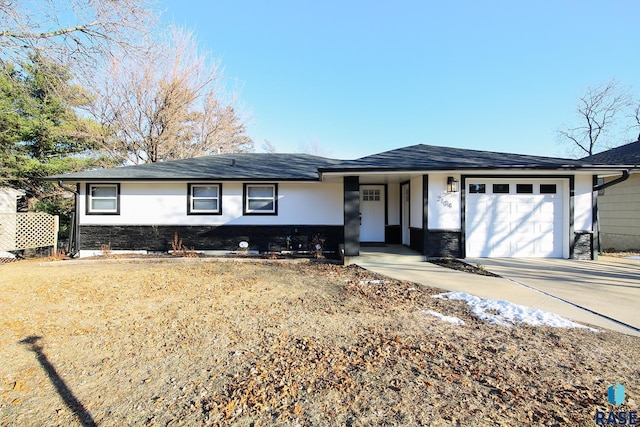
[0,251,16,259]
[359,280,385,284]
[421,309,465,325]
[433,292,598,331]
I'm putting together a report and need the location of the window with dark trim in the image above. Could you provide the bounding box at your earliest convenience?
[468,184,486,194]
[188,183,222,214]
[243,184,277,215]
[492,184,510,194]
[540,184,557,194]
[516,184,533,194]
[86,183,120,215]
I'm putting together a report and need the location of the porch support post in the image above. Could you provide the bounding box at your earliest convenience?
[343,176,360,257]
[422,174,429,256]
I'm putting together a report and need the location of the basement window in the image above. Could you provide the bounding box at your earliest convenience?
[188,184,221,214]
[244,184,277,215]
[87,184,120,215]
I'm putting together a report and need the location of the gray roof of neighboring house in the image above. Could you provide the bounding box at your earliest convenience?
[320,144,584,172]
[47,153,343,181]
[580,140,640,166]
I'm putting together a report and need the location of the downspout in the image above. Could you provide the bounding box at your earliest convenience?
[57,180,80,257]
[593,170,630,192]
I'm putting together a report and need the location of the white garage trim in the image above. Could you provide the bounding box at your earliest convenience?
[464,178,568,258]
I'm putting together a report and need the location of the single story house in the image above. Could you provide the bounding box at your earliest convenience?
[47,144,628,260]
[581,140,640,251]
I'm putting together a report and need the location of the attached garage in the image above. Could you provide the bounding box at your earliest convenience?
[465,179,566,258]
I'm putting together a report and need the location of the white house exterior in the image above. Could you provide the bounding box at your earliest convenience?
[47,145,626,260]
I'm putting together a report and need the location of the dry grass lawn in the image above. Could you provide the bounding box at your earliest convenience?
[0,258,638,426]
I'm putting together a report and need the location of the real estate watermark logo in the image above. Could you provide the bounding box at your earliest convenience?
[610,383,627,406]
[594,382,638,426]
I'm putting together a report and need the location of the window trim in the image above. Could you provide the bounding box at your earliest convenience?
[86,183,120,215]
[243,183,278,215]
[187,183,222,215]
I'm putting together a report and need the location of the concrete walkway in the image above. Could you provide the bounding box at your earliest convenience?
[352,246,640,336]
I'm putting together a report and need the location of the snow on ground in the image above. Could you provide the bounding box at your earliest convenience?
[421,310,466,325]
[433,291,598,331]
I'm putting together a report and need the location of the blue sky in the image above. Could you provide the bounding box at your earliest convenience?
[160,1,639,159]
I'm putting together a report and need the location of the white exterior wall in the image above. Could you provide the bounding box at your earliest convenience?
[387,184,400,225]
[427,173,461,229]
[573,174,594,231]
[79,181,344,226]
[409,176,423,228]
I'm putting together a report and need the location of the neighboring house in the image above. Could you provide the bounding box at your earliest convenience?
[0,187,24,213]
[582,140,640,251]
[0,187,25,254]
[46,144,625,259]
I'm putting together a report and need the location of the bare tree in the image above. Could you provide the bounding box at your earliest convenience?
[91,26,253,164]
[557,80,631,157]
[261,140,277,153]
[299,139,331,157]
[633,100,640,141]
[0,0,156,80]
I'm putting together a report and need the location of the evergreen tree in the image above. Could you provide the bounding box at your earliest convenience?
[0,55,104,204]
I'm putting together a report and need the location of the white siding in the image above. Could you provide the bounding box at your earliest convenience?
[410,176,423,228]
[573,174,593,231]
[427,173,461,229]
[79,181,343,226]
[387,184,400,225]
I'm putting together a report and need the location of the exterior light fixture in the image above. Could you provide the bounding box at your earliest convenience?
[447,176,459,193]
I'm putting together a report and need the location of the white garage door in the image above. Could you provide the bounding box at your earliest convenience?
[466,180,564,258]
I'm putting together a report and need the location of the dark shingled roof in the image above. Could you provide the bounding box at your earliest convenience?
[320,144,583,171]
[580,140,640,166]
[47,153,342,181]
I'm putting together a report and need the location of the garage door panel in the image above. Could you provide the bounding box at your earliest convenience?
[494,202,512,214]
[466,180,564,258]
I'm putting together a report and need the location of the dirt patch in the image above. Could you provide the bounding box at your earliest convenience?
[429,258,500,277]
[1,259,638,426]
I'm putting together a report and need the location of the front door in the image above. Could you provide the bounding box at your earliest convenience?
[360,185,385,242]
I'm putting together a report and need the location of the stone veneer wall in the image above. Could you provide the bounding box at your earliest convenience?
[79,225,344,254]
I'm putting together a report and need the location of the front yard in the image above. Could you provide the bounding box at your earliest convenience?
[1,259,638,426]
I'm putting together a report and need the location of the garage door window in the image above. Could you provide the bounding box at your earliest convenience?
[540,184,557,194]
[516,184,533,194]
[493,184,510,194]
[469,184,486,193]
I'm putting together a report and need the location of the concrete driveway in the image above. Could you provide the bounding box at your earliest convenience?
[354,246,640,336]
[466,257,640,334]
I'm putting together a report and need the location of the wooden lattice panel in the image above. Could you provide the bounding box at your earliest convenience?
[0,213,58,251]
